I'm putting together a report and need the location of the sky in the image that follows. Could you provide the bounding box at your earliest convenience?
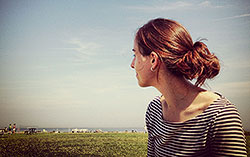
[0,0,250,130]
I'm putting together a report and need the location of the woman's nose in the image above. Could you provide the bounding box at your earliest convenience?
[130,58,135,69]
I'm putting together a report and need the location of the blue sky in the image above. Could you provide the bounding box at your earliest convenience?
[0,0,250,130]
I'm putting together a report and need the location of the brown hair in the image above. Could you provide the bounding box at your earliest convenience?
[136,18,220,86]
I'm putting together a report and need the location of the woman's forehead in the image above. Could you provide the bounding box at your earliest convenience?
[133,39,139,49]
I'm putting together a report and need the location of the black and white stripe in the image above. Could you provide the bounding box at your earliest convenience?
[145,95,247,156]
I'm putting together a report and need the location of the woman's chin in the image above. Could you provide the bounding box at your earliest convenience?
[138,81,149,87]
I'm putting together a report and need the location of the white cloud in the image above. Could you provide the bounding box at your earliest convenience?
[54,38,101,57]
[199,1,224,8]
[214,13,250,22]
[125,1,191,12]
[66,39,101,56]
[125,1,224,12]
[199,1,211,7]
[53,38,103,64]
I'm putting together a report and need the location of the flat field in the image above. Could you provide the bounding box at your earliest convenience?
[247,135,250,157]
[1,133,249,156]
[0,132,147,156]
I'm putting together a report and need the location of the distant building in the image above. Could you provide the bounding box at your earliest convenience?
[71,128,88,133]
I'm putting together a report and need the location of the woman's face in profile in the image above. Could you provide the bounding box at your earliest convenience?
[131,39,152,87]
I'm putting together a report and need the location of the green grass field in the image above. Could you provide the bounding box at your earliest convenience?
[0,133,147,156]
[247,135,250,157]
[1,132,249,156]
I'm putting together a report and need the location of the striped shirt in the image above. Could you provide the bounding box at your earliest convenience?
[145,94,247,156]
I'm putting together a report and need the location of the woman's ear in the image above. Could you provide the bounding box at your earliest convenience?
[150,52,160,71]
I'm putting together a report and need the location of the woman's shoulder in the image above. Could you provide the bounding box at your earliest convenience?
[207,92,240,118]
[210,92,235,108]
[146,96,162,112]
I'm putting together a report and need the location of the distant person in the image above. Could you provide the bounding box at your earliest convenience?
[4,127,8,133]
[8,124,12,134]
[130,18,246,156]
[13,123,16,134]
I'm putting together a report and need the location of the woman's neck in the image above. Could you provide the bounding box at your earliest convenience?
[154,69,204,114]
[153,68,221,123]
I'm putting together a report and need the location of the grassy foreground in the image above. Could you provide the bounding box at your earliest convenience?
[1,132,249,156]
[247,135,250,157]
[0,132,147,156]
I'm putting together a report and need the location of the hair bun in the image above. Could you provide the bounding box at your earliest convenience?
[191,41,220,86]
[174,41,220,86]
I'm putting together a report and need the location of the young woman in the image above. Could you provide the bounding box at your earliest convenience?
[131,18,246,156]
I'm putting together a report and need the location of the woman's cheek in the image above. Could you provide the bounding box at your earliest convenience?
[135,59,144,71]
